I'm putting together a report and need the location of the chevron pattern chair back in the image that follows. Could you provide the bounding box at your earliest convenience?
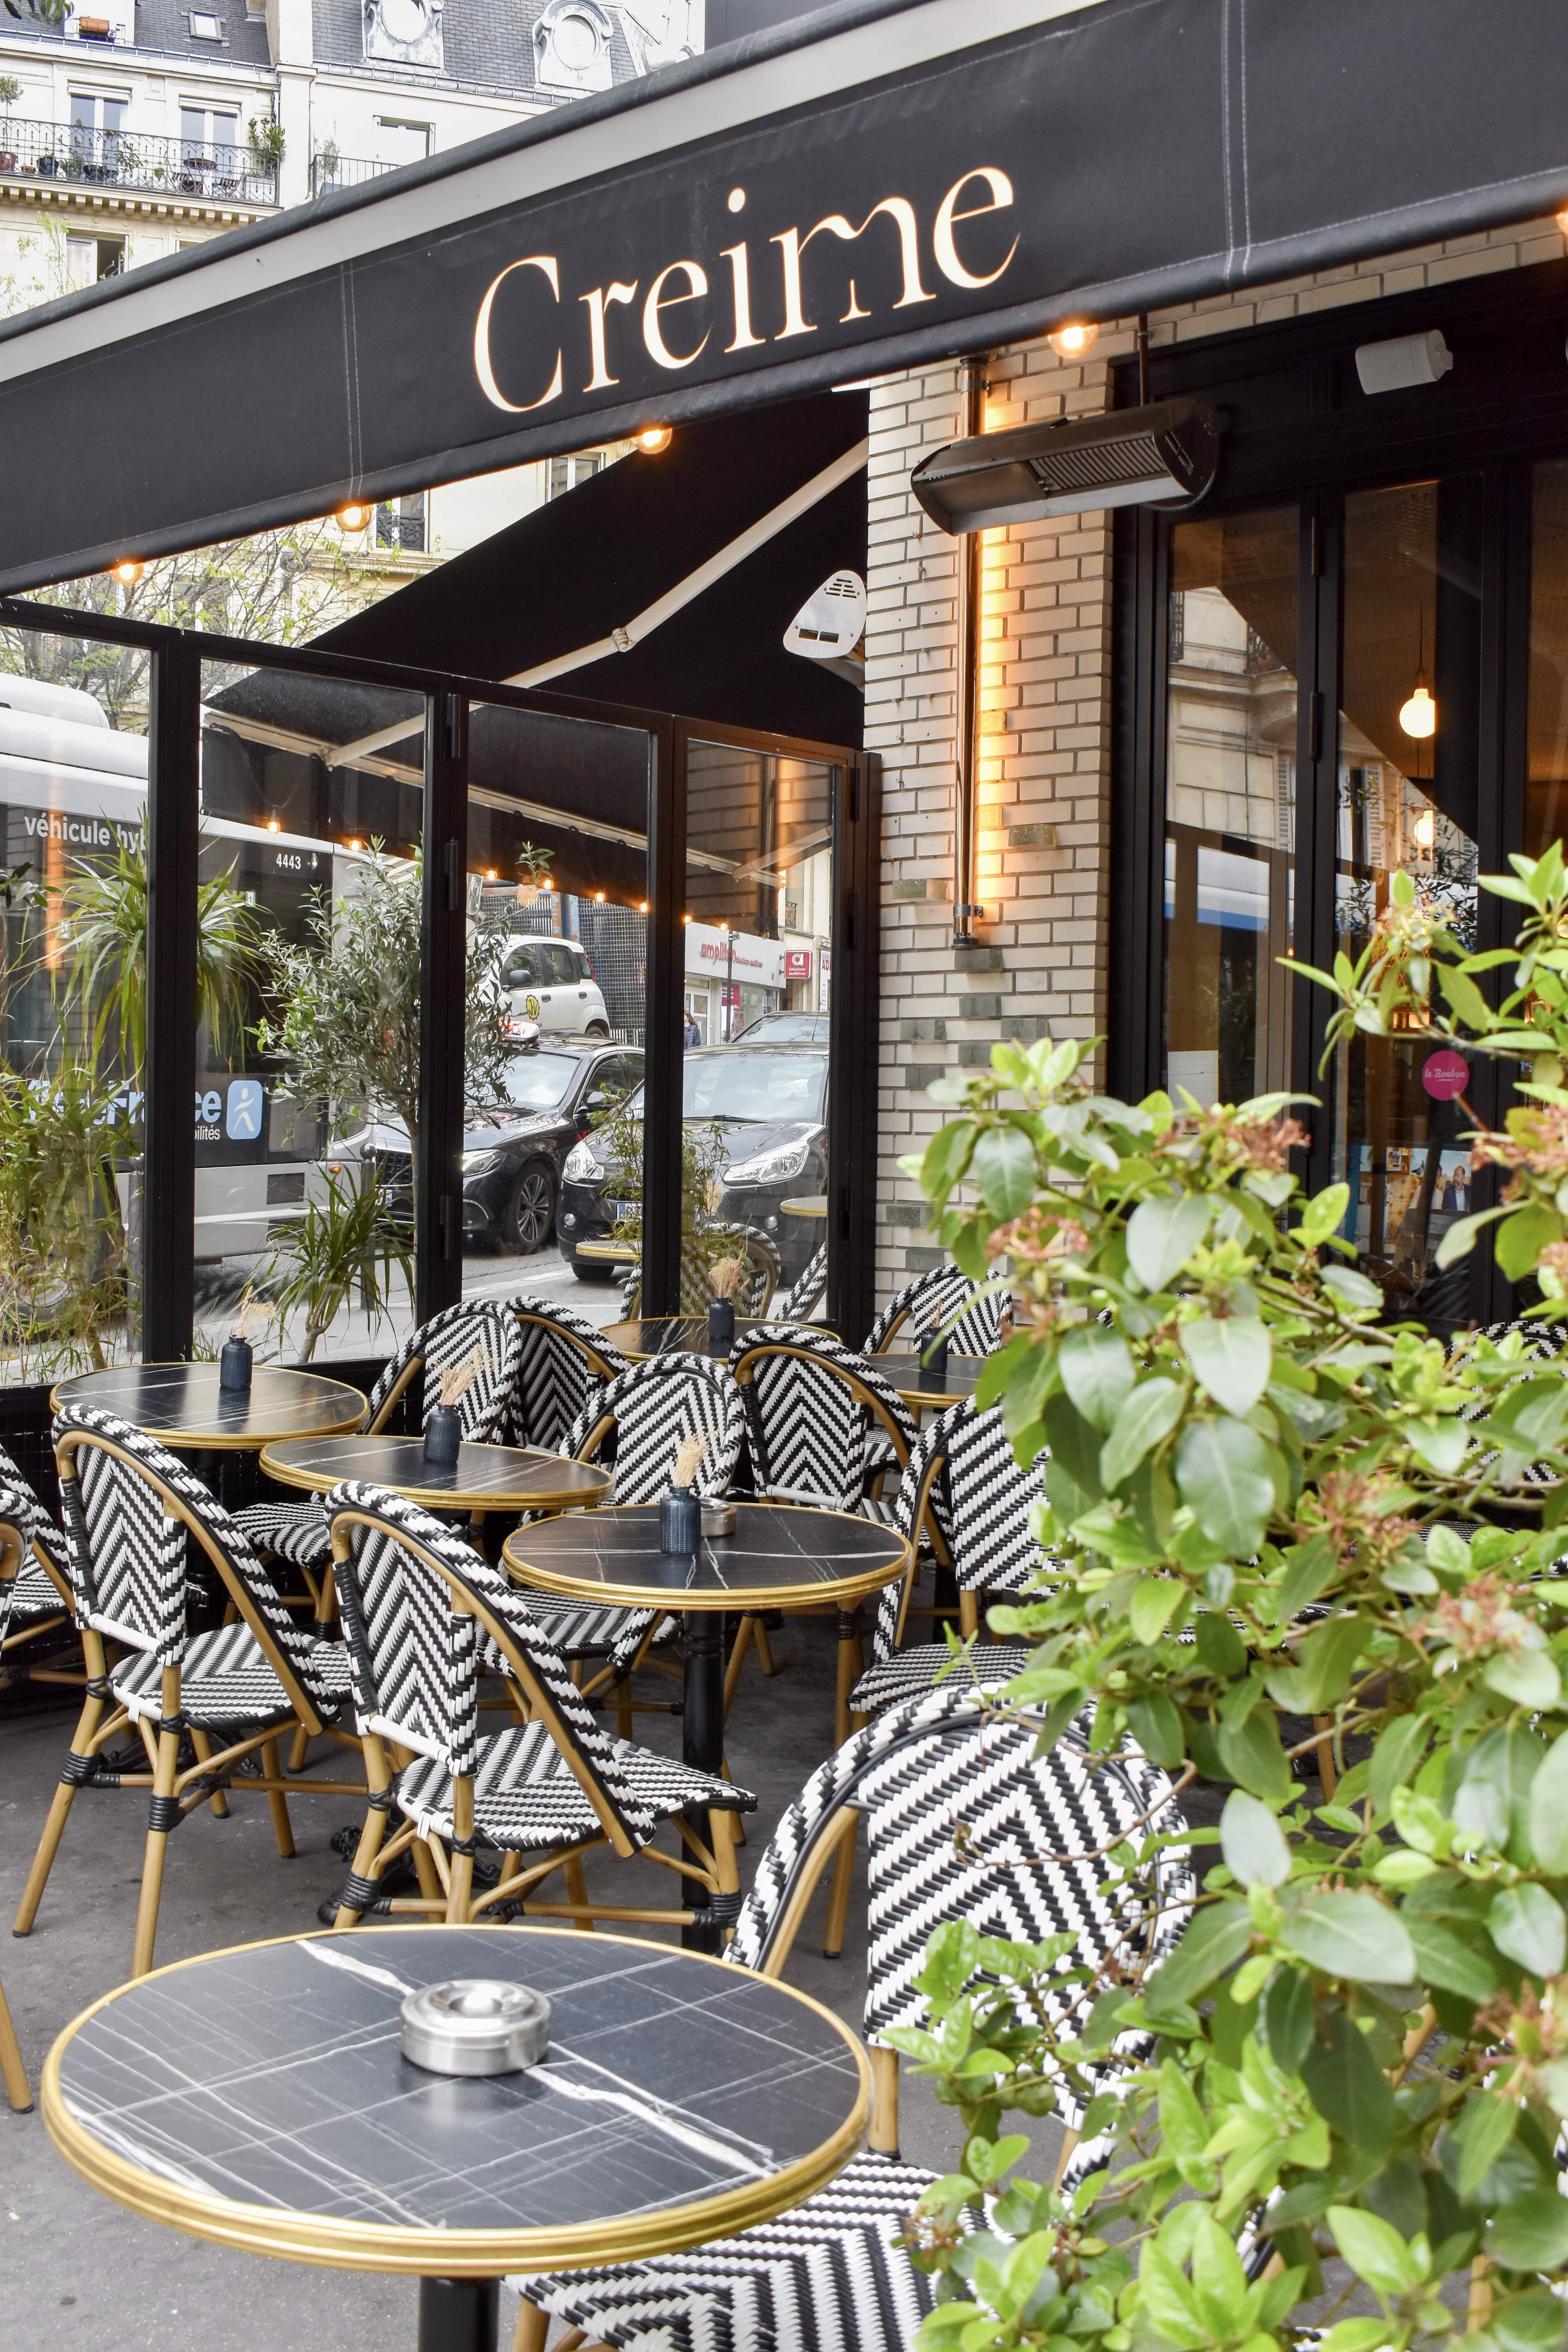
[364,1300,523,1437]
[0,1487,27,1643]
[775,1239,828,1322]
[52,1405,343,1724]
[871,1398,1049,1664]
[327,1480,656,1853]
[0,1439,76,1624]
[564,1354,745,1503]
[730,1329,917,1514]
[506,1295,629,1450]
[621,1229,782,1319]
[864,1265,1006,1359]
[731,1686,1192,2136]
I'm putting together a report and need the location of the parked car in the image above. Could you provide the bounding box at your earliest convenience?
[558,1043,828,1284]
[731,1011,829,1044]
[497,934,610,1037]
[350,1040,641,1254]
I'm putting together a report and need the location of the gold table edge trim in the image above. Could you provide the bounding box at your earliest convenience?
[50,1365,370,1450]
[40,1925,870,2278]
[503,1501,910,1612]
[258,1443,612,1514]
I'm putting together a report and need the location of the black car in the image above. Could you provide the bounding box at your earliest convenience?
[460,1040,642,1253]
[557,1043,828,1284]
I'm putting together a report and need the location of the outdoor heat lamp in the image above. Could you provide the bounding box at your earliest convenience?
[911,397,1223,535]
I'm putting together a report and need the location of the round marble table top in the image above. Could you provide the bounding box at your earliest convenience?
[871,1350,989,1410]
[52,1362,367,1450]
[780,1195,829,1220]
[260,1435,610,1515]
[504,1500,909,1612]
[42,1925,869,2277]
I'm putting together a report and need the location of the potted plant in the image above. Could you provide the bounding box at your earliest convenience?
[0,75,21,172]
[312,135,339,195]
[247,112,285,179]
[893,848,1568,2352]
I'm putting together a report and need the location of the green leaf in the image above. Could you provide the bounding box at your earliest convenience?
[1277,1532,1339,1619]
[1300,2008,1397,2153]
[1100,1377,1185,1489]
[1455,1726,1546,1854]
[1275,1613,1370,1715]
[1145,1898,1253,2012]
[1497,1202,1564,1285]
[1436,1201,1514,1268]
[1298,1182,1351,1247]
[1220,1788,1291,1888]
[1175,1416,1276,1559]
[1281,1890,1416,1984]
[1180,1314,1273,1418]
[1058,1325,1136,1434]
[919,1120,975,1208]
[1194,1608,1248,1677]
[1129,1575,1184,1646]
[1327,2205,1423,2298]
[1491,2288,1566,2352]
[1485,2190,1568,2273]
[1266,1967,1315,2071]
[1370,1714,1430,1818]
[1319,2325,1397,2352]
[1436,962,1495,1033]
[1125,1191,1212,1293]
[1127,1690,1185,1769]
[1452,2089,1520,2203]
[1485,1649,1563,1712]
[1528,1731,1568,1875]
[1042,1390,1104,1503]
[1218,1705,1294,1804]
[1489,1886,1567,1981]
[1403,1914,1499,2004]
[971,1124,1036,1220]
[1320,1263,1384,1313]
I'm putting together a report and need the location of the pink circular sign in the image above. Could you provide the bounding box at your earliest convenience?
[1421,1048,1470,1101]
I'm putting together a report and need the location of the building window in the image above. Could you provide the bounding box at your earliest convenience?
[534,0,614,97]
[180,103,239,159]
[66,233,125,287]
[374,117,430,168]
[375,493,426,552]
[187,11,224,38]
[547,451,604,499]
[363,0,444,69]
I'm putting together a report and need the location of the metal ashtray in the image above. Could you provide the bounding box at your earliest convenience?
[399,1979,552,2078]
[701,1499,736,1537]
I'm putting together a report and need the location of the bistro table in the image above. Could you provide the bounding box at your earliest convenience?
[871,1350,988,1415]
[41,1924,869,2352]
[780,1194,829,1220]
[604,1313,820,1362]
[52,1361,367,1450]
[260,1434,610,1517]
[574,1237,641,1266]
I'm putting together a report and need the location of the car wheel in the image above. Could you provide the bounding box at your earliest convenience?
[585,1022,610,1038]
[570,1253,618,1284]
[505,1163,555,1254]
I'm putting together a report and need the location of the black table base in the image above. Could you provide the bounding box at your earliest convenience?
[682,1611,726,1953]
[419,2277,500,2352]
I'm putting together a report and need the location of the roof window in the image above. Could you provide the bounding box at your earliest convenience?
[188,13,224,38]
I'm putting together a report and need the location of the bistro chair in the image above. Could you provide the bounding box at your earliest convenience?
[233,1298,524,1587]
[0,1495,40,2111]
[512,1686,1193,2352]
[325,1480,753,1931]
[864,1264,1007,1359]
[505,1294,628,1450]
[774,1238,828,1322]
[12,1406,363,1978]
[0,1437,79,1686]
[620,1229,782,1319]
[851,1397,1053,1719]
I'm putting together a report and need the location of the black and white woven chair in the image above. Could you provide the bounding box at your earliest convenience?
[0,1437,78,1683]
[12,1406,362,1977]
[325,1480,754,1930]
[621,1229,783,1319]
[505,1294,628,1450]
[865,1266,1007,1359]
[0,1497,34,2113]
[852,1399,1054,1719]
[232,1299,523,1586]
[512,1687,1194,2352]
[775,1239,828,1322]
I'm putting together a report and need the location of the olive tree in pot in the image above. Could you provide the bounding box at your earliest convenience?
[893,849,1568,2352]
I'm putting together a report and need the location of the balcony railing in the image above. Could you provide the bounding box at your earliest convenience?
[310,151,397,198]
[0,116,279,205]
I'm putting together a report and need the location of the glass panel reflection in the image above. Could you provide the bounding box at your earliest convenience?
[1332,479,1481,1321]
[0,624,144,1382]
[1526,460,1568,858]
[1162,507,1298,1110]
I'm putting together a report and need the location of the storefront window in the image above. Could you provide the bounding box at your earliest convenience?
[1330,479,1481,1316]
[1526,460,1568,858]
[1162,507,1298,1108]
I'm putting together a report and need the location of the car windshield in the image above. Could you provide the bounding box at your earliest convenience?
[684,1052,826,1123]
[494,1051,581,1111]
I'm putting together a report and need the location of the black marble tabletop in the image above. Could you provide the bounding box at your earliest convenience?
[503,1501,909,1610]
[43,1927,867,2272]
[260,1435,610,1512]
[52,1362,367,1448]
[872,1351,987,1407]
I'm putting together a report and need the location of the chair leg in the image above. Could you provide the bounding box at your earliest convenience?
[614,1676,632,1741]
[131,1686,183,1978]
[723,1615,755,1717]
[187,1727,230,1818]
[512,2299,548,2352]
[334,1774,394,1929]
[446,1782,476,1925]
[0,1972,31,2112]
[833,1611,862,1750]
[287,1723,311,1773]
[13,1662,109,1935]
[563,1854,592,1929]
[752,1619,775,1676]
[869,2044,899,2156]
[412,1838,443,1905]
[260,1738,296,1858]
[823,1808,859,1959]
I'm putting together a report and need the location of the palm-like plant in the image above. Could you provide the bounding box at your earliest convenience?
[59,837,262,1073]
[260,1164,412,1363]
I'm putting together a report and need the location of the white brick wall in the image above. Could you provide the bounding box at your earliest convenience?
[865,214,1568,1306]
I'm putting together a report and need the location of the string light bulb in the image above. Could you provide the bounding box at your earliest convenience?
[634,424,672,454]
[266,816,281,834]
[346,837,361,851]
[1400,683,1436,739]
[336,501,370,532]
[639,900,648,913]
[1413,809,1436,849]
[110,558,143,586]
[1047,321,1098,358]
[594,889,606,902]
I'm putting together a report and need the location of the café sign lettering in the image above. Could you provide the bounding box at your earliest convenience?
[473,167,1018,417]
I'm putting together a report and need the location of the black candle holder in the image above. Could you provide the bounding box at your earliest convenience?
[423,1405,462,1469]
[919,1332,949,1385]
[218,1337,253,1394]
[707,1298,736,1352]
[660,1488,701,1552]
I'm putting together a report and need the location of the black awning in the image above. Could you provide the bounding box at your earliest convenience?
[316,391,867,746]
[3,0,1568,592]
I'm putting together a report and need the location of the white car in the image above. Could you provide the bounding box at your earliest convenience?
[497,935,610,1038]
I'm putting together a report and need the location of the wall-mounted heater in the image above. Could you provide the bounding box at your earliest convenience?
[911,396,1223,535]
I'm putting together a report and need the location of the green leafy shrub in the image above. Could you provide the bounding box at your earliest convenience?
[893,851,1568,2352]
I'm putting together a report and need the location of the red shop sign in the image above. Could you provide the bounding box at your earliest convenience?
[1421,1048,1470,1101]
[784,948,812,979]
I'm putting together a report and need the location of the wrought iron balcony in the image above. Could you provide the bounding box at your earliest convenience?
[310,151,397,198]
[0,116,279,205]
